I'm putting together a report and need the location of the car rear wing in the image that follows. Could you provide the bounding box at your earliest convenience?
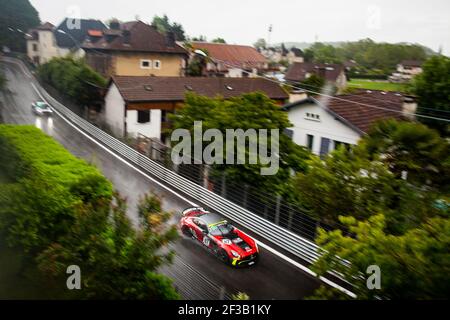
[181,207,208,217]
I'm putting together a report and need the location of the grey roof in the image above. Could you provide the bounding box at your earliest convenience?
[55,18,106,48]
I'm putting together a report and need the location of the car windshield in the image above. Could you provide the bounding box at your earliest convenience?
[36,102,49,109]
[209,222,234,236]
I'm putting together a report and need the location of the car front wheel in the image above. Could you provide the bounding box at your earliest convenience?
[218,248,230,265]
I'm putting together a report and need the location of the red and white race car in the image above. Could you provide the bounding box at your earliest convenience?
[180,207,259,267]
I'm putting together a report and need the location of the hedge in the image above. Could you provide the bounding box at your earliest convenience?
[0,125,112,250]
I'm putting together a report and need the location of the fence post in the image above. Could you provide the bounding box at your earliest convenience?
[274,195,281,225]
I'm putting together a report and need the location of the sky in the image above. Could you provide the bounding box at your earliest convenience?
[30,0,450,55]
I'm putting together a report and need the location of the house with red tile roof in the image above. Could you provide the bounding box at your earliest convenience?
[285,62,347,92]
[190,42,268,77]
[82,21,188,78]
[282,90,416,156]
[103,76,288,141]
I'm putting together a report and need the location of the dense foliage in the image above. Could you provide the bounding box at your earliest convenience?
[304,39,429,74]
[170,92,310,194]
[312,214,450,299]
[37,193,180,299]
[151,14,186,41]
[37,57,107,106]
[298,120,450,299]
[294,120,449,233]
[0,125,112,251]
[412,55,450,135]
[0,0,40,52]
[0,125,179,299]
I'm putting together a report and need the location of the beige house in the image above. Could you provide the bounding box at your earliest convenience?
[82,21,188,78]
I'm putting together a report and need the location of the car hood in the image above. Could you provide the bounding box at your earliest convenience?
[212,230,257,256]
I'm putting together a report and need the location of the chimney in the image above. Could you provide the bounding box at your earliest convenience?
[402,96,417,120]
[122,30,131,45]
[166,31,175,47]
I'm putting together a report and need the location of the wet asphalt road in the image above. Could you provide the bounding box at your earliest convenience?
[0,58,320,299]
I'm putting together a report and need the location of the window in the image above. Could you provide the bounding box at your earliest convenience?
[306,134,314,151]
[320,137,331,157]
[32,43,38,51]
[140,60,151,69]
[154,60,161,69]
[137,110,150,123]
[305,112,320,121]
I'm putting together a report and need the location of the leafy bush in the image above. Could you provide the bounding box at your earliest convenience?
[37,57,107,106]
[0,125,112,250]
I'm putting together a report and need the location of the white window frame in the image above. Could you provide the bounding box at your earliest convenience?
[153,60,161,69]
[140,59,152,69]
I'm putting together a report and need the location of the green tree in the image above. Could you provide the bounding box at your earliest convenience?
[191,35,207,42]
[311,214,450,299]
[292,120,448,233]
[0,0,40,52]
[363,119,449,191]
[170,92,310,194]
[211,37,226,44]
[151,14,186,41]
[37,57,106,106]
[412,55,450,135]
[301,74,325,91]
[253,38,267,50]
[37,192,180,299]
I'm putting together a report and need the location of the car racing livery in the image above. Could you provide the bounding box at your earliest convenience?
[180,207,259,267]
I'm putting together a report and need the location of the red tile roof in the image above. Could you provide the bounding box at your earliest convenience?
[110,76,288,102]
[82,21,187,55]
[87,29,103,37]
[191,42,268,70]
[323,90,406,133]
[285,62,345,83]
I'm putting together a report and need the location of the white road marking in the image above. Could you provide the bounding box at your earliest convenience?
[29,70,356,299]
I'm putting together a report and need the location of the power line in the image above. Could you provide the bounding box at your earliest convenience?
[199,53,450,123]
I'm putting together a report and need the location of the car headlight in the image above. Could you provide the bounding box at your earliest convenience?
[230,250,240,258]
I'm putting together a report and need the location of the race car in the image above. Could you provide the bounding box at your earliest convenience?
[31,101,53,116]
[180,207,259,267]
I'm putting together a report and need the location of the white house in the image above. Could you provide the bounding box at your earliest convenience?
[103,76,289,142]
[389,60,423,83]
[26,19,105,65]
[283,90,416,156]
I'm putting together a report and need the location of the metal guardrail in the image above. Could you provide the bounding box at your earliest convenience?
[26,70,323,267]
